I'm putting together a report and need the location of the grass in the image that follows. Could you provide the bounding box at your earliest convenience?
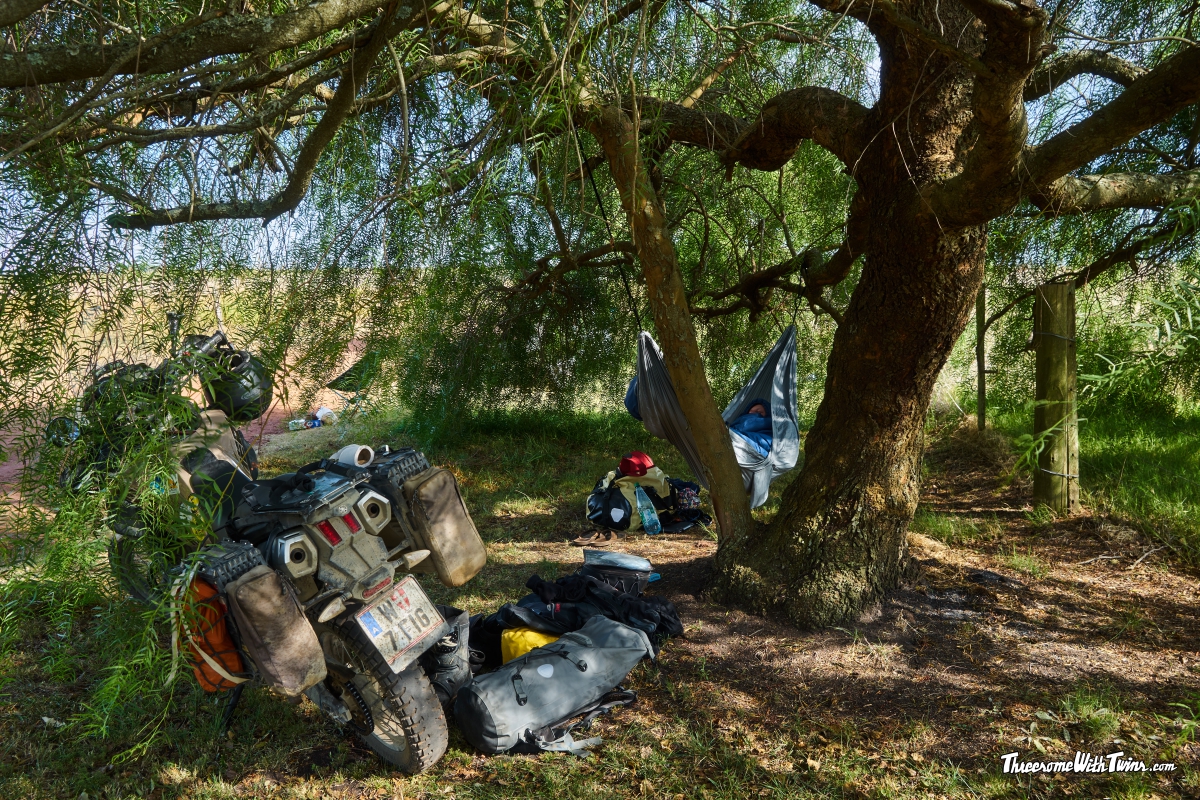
[1078,402,1200,564]
[1001,546,1049,579]
[2,406,1198,799]
[909,509,1002,546]
[993,400,1200,563]
[1059,683,1122,743]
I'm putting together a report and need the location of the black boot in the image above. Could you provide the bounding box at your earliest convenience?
[419,605,473,712]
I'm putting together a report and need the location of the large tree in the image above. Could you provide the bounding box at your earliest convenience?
[3,0,1198,625]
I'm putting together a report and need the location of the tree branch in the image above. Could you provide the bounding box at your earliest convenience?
[423,0,521,50]
[356,46,519,112]
[1024,49,1147,102]
[575,0,641,48]
[0,0,424,88]
[1030,169,1200,214]
[925,0,1050,224]
[108,2,401,229]
[680,44,751,109]
[1024,45,1200,188]
[691,239,856,323]
[0,0,49,27]
[513,241,636,298]
[634,96,745,152]
[984,221,1184,331]
[720,86,870,170]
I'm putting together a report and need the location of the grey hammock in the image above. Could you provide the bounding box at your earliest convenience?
[630,326,800,509]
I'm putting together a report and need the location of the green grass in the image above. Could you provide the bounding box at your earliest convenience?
[3,406,1198,799]
[909,509,1002,546]
[993,401,1200,563]
[1059,683,1123,743]
[1001,545,1049,579]
[1078,403,1200,563]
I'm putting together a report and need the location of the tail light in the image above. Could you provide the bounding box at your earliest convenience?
[316,519,342,546]
[362,575,392,600]
[342,513,361,533]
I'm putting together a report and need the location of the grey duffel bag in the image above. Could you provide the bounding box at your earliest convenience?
[453,615,653,754]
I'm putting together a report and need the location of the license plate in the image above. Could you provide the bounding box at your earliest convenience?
[354,576,447,672]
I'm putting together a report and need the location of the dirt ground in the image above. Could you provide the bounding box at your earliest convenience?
[637,437,1196,769]
[430,425,1199,797]
[2,422,1196,799]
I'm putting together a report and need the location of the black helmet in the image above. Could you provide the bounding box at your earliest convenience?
[202,350,273,423]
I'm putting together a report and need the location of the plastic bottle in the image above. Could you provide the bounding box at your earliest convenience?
[634,485,662,534]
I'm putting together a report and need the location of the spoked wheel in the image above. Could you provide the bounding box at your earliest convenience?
[108,515,185,606]
[317,619,449,773]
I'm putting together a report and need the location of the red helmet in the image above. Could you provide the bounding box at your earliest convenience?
[619,451,654,477]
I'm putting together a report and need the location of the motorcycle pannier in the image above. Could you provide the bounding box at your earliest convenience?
[402,467,486,587]
[225,565,326,696]
[453,616,652,754]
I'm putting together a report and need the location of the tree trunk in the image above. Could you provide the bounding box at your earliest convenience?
[1033,280,1080,514]
[712,4,989,626]
[587,104,754,539]
[713,207,987,625]
[977,286,987,431]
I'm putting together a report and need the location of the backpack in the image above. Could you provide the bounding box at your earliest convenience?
[586,467,673,531]
[453,616,652,754]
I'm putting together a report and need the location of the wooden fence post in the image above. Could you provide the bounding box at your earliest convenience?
[976,286,986,431]
[1033,280,1080,514]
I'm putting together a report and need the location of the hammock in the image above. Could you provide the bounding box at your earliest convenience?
[631,326,800,508]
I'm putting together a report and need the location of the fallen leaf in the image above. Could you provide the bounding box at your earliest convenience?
[806,757,821,771]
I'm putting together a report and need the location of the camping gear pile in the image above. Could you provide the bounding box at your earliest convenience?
[584,450,711,536]
[627,325,801,508]
[435,550,681,755]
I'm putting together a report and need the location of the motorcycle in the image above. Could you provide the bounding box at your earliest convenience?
[47,324,484,773]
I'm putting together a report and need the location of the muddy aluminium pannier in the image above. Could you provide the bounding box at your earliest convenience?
[225,565,326,696]
[401,467,486,587]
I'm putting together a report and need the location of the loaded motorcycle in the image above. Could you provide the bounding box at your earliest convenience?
[47,325,485,773]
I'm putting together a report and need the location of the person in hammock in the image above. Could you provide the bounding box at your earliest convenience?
[726,398,772,458]
[627,378,774,459]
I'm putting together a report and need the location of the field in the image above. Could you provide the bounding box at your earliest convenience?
[0,409,1197,799]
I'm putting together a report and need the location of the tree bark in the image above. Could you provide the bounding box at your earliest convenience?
[712,1,989,626]
[587,104,754,541]
[712,205,987,625]
[1033,281,1080,514]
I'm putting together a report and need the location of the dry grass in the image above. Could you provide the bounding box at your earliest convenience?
[1,413,1197,799]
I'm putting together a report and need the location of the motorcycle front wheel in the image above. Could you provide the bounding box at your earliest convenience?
[317,619,449,773]
[108,518,183,606]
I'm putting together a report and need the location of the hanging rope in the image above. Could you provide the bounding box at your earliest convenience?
[587,157,645,332]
